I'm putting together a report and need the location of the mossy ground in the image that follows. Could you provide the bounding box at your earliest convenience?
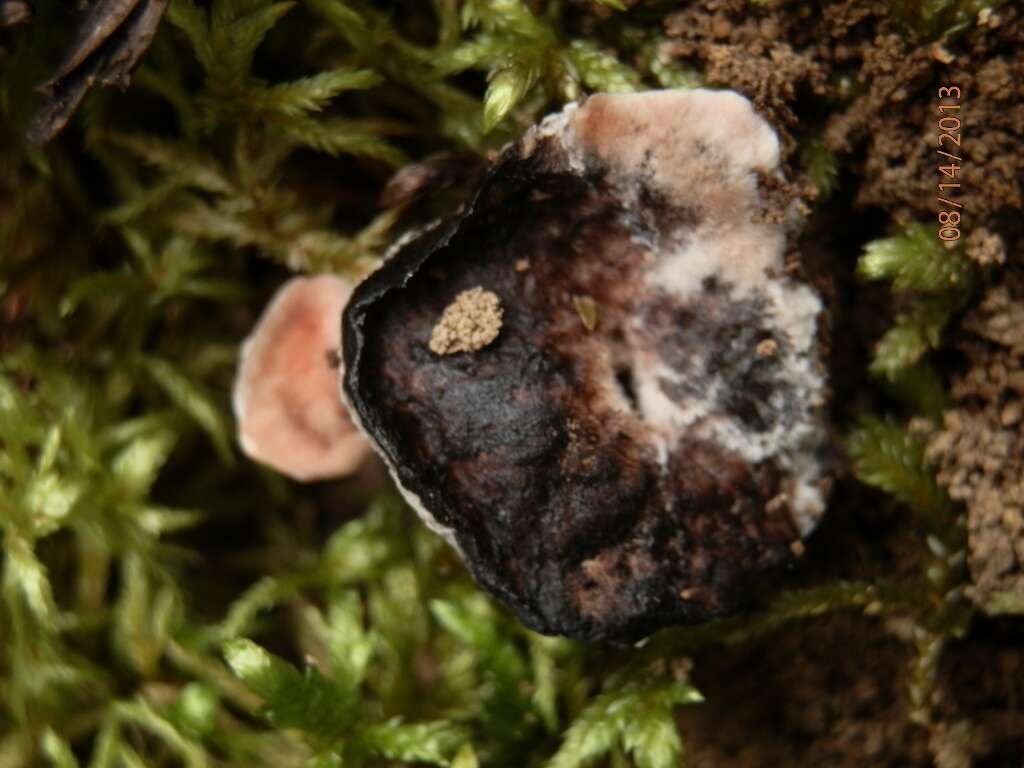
[2,1,1023,766]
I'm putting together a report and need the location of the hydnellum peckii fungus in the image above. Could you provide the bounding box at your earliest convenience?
[342,89,832,644]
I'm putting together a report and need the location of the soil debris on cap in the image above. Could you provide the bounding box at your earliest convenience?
[573,295,599,331]
[428,286,503,355]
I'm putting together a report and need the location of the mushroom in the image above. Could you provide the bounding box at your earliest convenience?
[342,89,832,643]
[234,275,370,481]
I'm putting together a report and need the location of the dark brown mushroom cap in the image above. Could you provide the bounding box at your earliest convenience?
[342,89,832,644]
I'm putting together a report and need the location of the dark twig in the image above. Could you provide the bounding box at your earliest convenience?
[27,0,168,144]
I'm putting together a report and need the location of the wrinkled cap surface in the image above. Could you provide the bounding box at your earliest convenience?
[342,89,832,643]
[234,275,370,481]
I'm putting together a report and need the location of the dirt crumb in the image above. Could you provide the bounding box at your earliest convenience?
[964,228,1007,267]
[429,286,503,355]
[572,294,598,331]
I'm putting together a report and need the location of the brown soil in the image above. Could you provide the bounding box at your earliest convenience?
[681,615,930,767]
[662,0,1023,232]
[927,273,1024,609]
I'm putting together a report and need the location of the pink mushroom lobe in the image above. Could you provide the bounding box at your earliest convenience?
[234,275,369,481]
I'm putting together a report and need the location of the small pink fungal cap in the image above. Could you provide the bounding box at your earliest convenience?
[233,275,370,481]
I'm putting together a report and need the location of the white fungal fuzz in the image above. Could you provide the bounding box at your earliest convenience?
[526,89,829,533]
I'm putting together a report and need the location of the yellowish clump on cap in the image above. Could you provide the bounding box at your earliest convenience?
[429,286,503,355]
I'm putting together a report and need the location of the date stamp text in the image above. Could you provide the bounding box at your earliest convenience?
[936,85,962,242]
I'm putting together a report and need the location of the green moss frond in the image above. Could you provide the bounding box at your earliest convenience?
[546,678,702,768]
[223,638,361,744]
[434,0,650,132]
[889,0,1007,40]
[799,135,840,201]
[40,729,79,768]
[305,0,488,148]
[565,40,643,94]
[868,295,961,381]
[848,416,953,532]
[166,0,404,163]
[246,68,383,118]
[859,223,978,381]
[167,0,297,95]
[882,363,952,420]
[859,223,973,294]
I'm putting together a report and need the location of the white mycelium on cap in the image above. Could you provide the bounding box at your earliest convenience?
[527,89,828,534]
